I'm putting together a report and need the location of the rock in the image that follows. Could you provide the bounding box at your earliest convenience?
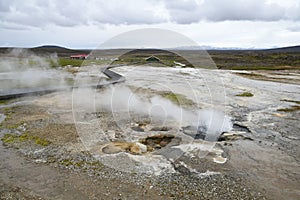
[218,133,253,141]
[129,142,148,155]
[129,143,141,154]
[150,127,171,131]
[101,134,181,155]
[102,142,147,155]
[135,142,147,153]
[159,140,169,147]
[182,125,207,140]
[131,126,144,132]
[167,137,182,147]
[102,143,124,154]
[139,134,180,150]
[213,156,227,164]
[232,123,251,133]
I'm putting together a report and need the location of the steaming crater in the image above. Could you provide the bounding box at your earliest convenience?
[72,66,232,175]
[73,86,231,175]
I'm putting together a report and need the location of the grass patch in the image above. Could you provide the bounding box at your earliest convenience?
[0,107,20,128]
[236,92,254,97]
[58,58,84,67]
[0,99,9,105]
[210,51,300,70]
[229,65,297,70]
[234,72,265,77]
[277,106,300,112]
[280,99,300,104]
[111,49,195,68]
[1,132,50,146]
[1,107,13,124]
[57,58,110,67]
[4,123,20,129]
[1,134,16,143]
[160,92,195,106]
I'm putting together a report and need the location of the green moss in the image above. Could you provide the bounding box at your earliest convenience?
[234,72,264,77]
[277,105,300,112]
[3,107,14,121]
[229,65,295,70]
[161,92,195,106]
[57,58,109,67]
[1,132,50,146]
[1,134,16,143]
[0,100,9,105]
[280,99,300,104]
[236,92,254,97]
[58,58,84,67]
[5,124,20,129]
[35,138,50,146]
[4,107,12,112]
[60,159,73,166]
[278,99,300,112]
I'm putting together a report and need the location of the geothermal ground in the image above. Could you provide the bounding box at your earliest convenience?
[0,65,299,200]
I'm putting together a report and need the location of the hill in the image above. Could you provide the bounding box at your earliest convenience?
[0,45,90,57]
[262,45,300,53]
[30,45,90,57]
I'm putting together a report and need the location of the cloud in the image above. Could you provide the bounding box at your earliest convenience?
[287,25,300,32]
[0,0,299,30]
[0,0,299,49]
[164,0,299,23]
[0,0,167,29]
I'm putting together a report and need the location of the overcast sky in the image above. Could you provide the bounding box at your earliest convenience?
[0,0,300,49]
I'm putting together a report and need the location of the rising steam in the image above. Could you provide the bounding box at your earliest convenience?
[74,85,232,141]
[0,49,71,90]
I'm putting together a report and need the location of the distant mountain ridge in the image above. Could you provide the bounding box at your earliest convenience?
[0,45,299,56]
[32,45,72,51]
[30,45,90,56]
[172,45,300,52]
[170,45,260,50]
[0,45,90,57]
[262,45,300,53]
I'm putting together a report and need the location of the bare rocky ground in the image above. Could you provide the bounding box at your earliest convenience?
[0,66,299,200]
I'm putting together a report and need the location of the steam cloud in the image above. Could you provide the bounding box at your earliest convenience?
[74,85,232,141]
[0,49,71,91]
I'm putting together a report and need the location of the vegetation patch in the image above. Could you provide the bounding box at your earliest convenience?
[111,49,194,68]
[234,72,265,77]
[209,50,300,70]
[0,99,9,105]
[236,92,254,97]
[280,99,300,104]
[1,134,16,143]
[277,106,300,112]
[58,58,84,67]
[56,58,110,67]
[160,92,195,106]
[1,132,50,146]
[0,107,14,126]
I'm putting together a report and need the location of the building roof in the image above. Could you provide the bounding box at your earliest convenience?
[70,54,88,58]
[145,55,160,62]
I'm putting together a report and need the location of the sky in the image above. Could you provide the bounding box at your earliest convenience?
[0,0,300,49]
